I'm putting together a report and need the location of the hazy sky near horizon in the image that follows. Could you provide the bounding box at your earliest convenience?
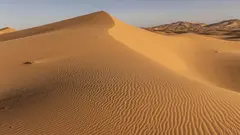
[0,0,240,29]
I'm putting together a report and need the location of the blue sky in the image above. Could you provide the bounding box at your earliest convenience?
[0,0,239,30]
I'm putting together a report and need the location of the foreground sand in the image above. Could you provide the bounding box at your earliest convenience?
[0,11,240,135]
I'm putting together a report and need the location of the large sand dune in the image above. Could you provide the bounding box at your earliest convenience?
[0,11,240,135]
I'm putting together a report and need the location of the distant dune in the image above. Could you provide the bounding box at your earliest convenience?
[145,19,240,40]
[0,27,15,35]
[1,11,240,135]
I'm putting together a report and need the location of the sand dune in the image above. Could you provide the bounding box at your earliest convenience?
[0,12,112,42]
[0,11,240,135]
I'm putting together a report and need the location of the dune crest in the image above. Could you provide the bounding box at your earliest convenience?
[0,11,113,42]
[0,11,240,135]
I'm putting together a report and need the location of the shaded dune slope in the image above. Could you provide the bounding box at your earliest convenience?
[109,19,240,92]
[0,11,240,135]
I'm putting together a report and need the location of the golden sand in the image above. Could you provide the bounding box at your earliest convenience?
[0,11,240,135]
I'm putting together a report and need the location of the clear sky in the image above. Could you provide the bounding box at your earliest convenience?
[0,0,239,30]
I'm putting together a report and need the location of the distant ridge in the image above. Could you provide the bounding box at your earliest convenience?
[145,21,207,34]
[205,19,240,31]
[0,27,16,35]
[206,19,240,28]
[144,19,240,40]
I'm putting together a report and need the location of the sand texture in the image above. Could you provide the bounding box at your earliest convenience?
[1,11,240,135]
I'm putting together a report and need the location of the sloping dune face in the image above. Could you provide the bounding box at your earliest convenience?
[0,11,240,135]
[109,17,240,92]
